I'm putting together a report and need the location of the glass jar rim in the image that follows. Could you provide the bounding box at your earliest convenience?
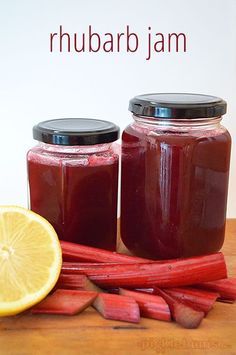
[36,141,113,154]
[132,114,223,130]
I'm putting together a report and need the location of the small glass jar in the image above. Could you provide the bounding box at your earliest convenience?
[121,93,231,259]
[27,118,120,250]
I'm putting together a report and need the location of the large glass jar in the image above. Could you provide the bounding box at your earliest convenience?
[121,93,231,259]
[27,118,119,250]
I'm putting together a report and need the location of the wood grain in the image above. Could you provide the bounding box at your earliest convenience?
[0,220,236,355]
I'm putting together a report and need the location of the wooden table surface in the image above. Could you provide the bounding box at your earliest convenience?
[0,220,236,355]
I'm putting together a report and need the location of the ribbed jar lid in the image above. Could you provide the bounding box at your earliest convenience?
[129,93,227,119]
[33,118,120,145]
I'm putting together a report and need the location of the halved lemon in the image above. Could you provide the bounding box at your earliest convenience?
[0,206,62,316]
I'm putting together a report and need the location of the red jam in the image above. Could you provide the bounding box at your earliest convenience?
[27,118,119,250]
[28,145,118,249]
[121,94,231,259]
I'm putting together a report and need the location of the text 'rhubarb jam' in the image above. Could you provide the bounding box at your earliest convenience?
[28,118,119,250]
[121,93,231,259]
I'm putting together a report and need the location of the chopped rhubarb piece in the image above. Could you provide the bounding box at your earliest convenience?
[31,289,97,315]
[155,288,204,329]
[56,274,102,292]
[62,252,227,288]
[60,240,149,263]
[163,287,219,314]
[119,288,171,321]
[196,277,236,301]
[93,293,140,323]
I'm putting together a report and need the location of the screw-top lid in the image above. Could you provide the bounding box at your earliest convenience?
[129,93,227,119]
[33,118,120,146]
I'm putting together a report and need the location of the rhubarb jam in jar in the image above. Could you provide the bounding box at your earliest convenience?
[28,118,119,250]
[121,93,231,259]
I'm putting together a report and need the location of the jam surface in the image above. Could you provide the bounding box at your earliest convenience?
[28,147,118,250]
[121,123,231,259]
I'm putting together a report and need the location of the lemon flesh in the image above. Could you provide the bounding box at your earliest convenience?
[0,206,62,316]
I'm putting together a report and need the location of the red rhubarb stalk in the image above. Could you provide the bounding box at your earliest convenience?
[62,252,227,289]
[56,274,102,292]
[62,262,121,271]
[60,240,149,263]
[93,293,140,323]
[119,288,171,321]
[155,288,204,329]
[31,289,98,315]
[163,287,219,314]
[196,277,236,301]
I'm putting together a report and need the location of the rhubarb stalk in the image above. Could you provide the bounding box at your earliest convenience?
[31,289,98,315]
[196,277,236,301]
[93,293,140,323]
[62,252,227,288]
[155,288,205,329]
[60,240,148,263]
[119,288,171,321]
[163,287,219,314]
[56,274,102,292]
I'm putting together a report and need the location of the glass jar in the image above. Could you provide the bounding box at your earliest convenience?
[27,118,120,250]
[121,93,231,259]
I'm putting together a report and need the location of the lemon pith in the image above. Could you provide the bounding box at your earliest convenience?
[0,206,62,316]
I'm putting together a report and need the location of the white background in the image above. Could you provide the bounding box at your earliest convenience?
[0,0,235,216]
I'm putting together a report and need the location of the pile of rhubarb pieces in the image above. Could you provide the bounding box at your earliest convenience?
[31,241,236,329]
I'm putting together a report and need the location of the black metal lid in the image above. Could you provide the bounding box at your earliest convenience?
[129,93,227,119]
[33,118,120,146]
